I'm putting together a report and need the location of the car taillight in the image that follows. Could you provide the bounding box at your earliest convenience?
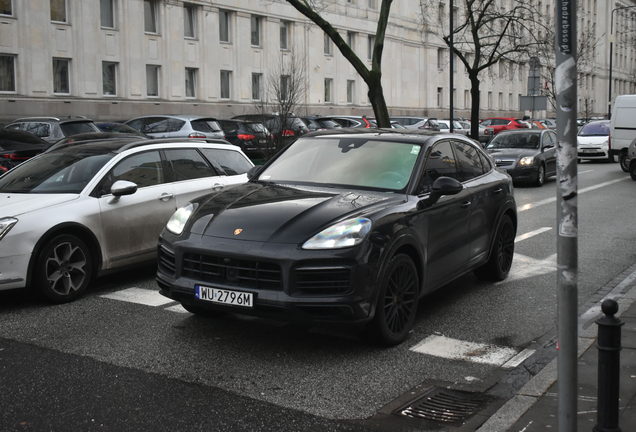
[1,153,29,161]
[0,165,7,172]
[363,118,371,128]
[188,133,207,138]
[608,131,611,150]
[238,134,256,141]
[282,130,295,136]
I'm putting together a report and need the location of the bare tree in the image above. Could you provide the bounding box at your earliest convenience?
[419,0,545,139]
[284,0,393,127]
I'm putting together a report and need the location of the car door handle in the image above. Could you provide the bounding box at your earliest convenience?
[461,201,472,208]
[158,193,174,201]
[493,188,503,194]
[213,183,225,191]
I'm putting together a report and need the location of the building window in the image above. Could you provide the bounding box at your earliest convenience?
[146,65,159,97]
[0,0,12,16]
[347,80,355,103]
[102,62,117,96]
[464,89,470,108]
[53,58,70,94]
[508,93,513,109]
[252,73,261,100]
[185,68,196,98]
[347,32,355,51]
[100,0,114,28]
[437,48,445,69]
[184,4,195,39]
[437,87,443,107]
[280,21,290,50]
[280,75,290,101]
[251,15,261,47]
[367,35,375,60]
[220,70,231,99]
[219,10,230,43]
[0,55,15,92]
[368,0,377,8]
[487,91,492,109]
[324,33,332,55]
[498,92,503,109]
[51,0,66,23]
[324,78,332,103]
[144,0,157,34]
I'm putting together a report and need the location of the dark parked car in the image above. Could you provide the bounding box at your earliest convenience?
[486,129,557,186]
[299,116,342,132]
[156,129,517,346]
[96,122,151,138]
[0,129,50,173]
[217,119,275,159]
[4,116,101,143]
[232,114,309,148]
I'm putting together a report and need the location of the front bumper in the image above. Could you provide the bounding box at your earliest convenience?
[495,162,540,183]
[0,253,30,290]
[156,234,381,326]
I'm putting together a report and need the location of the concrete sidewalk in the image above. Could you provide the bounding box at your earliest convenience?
[476,264,636,431]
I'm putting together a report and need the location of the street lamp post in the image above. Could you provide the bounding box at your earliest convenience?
[608,5,636,119]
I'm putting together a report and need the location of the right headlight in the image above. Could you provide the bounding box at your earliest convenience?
[0,217,17,241]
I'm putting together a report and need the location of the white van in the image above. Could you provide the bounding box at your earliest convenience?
[610,94,636,171]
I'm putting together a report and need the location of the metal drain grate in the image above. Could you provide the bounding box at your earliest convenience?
[393,387,496,424]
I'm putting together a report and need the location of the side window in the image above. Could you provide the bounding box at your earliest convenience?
[219,120,237,133]
[142,117,170,133]
[454,141,485,181]
[167,118,186,132]
[126,119,144,131]
[479,152,492,172]
[200,148,252,176]
[99,151,165,194]
[164,149,218,181]
[543,132,556,148]
[481,119,492,126]
[417,141,458,194]
[24,122,52,138]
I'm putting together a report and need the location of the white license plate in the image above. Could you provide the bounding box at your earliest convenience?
[582,149,596,153]
[259,139,266,144]
[195,285,253,308]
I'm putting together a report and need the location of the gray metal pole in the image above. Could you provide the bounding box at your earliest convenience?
[449,0,454,132]
[555,0,578,431]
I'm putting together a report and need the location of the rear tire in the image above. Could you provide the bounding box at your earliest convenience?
[363,254,419,346]
[474,215,515,281]
[630,161,636,181]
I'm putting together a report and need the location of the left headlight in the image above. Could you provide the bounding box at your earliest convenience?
[166,203,195,235]
[0,217,17,241]
[518,156,535,166]
[302,218,372,250]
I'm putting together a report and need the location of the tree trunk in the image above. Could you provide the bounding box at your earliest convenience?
[367,72,390,127]
[469,73,481,140]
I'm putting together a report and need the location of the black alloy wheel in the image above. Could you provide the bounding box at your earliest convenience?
[365,254,419,346]
[474,214,516,281]
[35,234,93,303]
[630,161,636,181]
[620,152,630,172]
[535,164,546,187]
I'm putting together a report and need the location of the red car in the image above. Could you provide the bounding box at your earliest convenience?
[480,117,529,135]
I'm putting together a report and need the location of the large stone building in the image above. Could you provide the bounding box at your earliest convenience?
[0,0,634,124]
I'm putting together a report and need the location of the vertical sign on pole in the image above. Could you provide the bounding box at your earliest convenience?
[555,0,578,431]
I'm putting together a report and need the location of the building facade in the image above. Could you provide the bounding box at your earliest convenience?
[0,0,634,124]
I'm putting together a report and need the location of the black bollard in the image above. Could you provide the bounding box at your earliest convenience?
[593,299,624,432]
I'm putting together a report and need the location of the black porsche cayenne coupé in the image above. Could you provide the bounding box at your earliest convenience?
[156,129,517,345]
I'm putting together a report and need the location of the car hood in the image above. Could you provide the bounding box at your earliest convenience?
[188,182,402,243]
[0,193,79,217]
[486,148,538,159]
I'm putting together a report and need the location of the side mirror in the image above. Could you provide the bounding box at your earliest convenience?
[247,165,263,180]
[111,180,138,197]
[418,176,463,209]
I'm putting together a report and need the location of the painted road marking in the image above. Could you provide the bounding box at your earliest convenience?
[515,227,552,243]
[100,287,174,307]
[517,177,629,212]
[502,253,557,284]
[410,335,521,366]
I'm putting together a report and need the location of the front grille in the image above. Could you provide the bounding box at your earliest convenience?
[294,266,351,295]
[495,160,514,167]
[182,253,282,290]
[158,245,176,277]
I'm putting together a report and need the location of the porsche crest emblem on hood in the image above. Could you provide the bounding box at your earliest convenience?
[234,229,243,235]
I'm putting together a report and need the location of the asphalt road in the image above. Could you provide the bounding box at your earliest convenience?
[1,160,634,432]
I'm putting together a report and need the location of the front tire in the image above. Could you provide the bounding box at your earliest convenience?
[535,164,545,187]
[35,234,93,304]
[474,215,516,281]
[364,254,419,346]
[630,161,636,181]
[620,152,630,172]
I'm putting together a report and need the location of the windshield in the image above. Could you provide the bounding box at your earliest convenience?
[60,122,99,136]
[487,133,541,149]
[257,137,421,191]
[243,122,268,133]
[0,150,114,193]
[578,121,610,136]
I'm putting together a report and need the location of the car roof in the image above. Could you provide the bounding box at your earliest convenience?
[495,129,545,135]
[45,137,235,154]
[126,114,219,121]
[11,116,95,123]
[302,128,449,143]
